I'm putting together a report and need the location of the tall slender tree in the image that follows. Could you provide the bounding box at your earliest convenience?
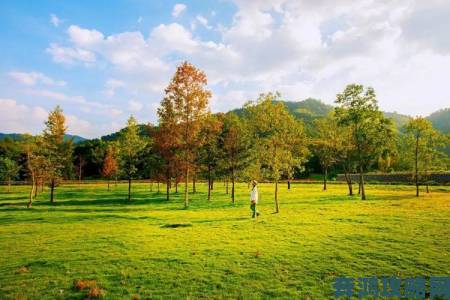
[246,92,308,213]
[311,114,342,191]
[404,117,446,196]
[220,113,251,204]
[199,113,222,201]
[335,84,393,200]
[159,61,211,208]
[41,106,73,203]
[117,116,147,201]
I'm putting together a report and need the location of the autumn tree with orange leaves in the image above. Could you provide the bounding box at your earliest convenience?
[158,61,211,208]
[102,144,118,191]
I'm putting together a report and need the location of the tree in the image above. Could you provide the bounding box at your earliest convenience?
[311,114,342,191]
[198,113,222,201]
[335,84,393,200]
[0,157,20,192]
[41,106,73,203]
[25,136,47,208]
[220,113,252,204]
[246,92,308,213]
[404,117,446,196]
[159,61,211,208]
[102,144,118,191]
[117,116,147,201]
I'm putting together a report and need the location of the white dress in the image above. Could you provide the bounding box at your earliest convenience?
[250,187,258,204]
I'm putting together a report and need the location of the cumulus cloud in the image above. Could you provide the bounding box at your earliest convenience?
[46,43,96,64]
[9,71,66,86]
[172,3,186,18]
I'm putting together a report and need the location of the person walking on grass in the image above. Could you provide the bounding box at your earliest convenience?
[250,180,260,218]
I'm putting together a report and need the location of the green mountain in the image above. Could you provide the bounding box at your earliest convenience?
[427,108,450,134]
[0,133,87,143]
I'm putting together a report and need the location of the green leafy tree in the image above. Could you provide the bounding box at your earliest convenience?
[41,106,73,203]
[335,84,393,200]
[404,117,447,196]
[246,92,308,213]
[311,114,343,191]
[220,113,252,204]
[0,157,20,193]
[25,136,48,208]
[117,116,147,201]
[198,113,223,201]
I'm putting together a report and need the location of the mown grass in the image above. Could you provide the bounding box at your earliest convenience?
[0,182,449,299]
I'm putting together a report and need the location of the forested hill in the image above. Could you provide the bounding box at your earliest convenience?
[427,108,450,134]
[0,133,87,143]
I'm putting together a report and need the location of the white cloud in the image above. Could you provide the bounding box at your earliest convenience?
[9,71,66,86]
[0,98,47,134]
[172,3,186,18]
[128,99,143,112]
[195,15,212,29]
[50,14,61,27]
[46,43,96,64]
[68,25,104,47]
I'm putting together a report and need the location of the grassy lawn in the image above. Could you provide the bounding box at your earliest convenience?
[0,182,449,299]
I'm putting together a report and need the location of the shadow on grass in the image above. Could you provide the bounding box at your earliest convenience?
[0,212,162,225]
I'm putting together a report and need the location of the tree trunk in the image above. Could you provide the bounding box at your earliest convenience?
[157,181,160,193]
[323,167,328,191]
[128,177,132,201]
[207,164,211,201]
[288,179,291,190]
[175,178,178,193]
[50,179,55,203]
[107,179,110,191]
[184,166,189,209]
[275,179,279,213]
[192,172,196,193]
[226,179,229,194]
[28,175,35,208]
[415,134,419,197]
[344,172,353,196]
[426,184,429,193]
[34,180,38,197]
[211,179,214,190]
[359,166,366,200]
[7,178,11,193]
[166,178,170,201]
[231,170,235,204]
[150,180,153,192]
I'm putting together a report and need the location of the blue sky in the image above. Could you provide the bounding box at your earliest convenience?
[1,0,449,138]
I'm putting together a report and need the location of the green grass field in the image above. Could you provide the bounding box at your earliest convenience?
[0,182,449,299]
